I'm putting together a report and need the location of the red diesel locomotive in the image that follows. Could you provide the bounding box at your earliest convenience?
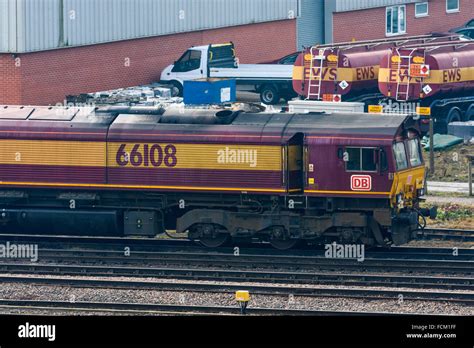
[0,105,434,249]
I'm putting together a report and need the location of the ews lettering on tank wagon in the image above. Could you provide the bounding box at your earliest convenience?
[442,69,462,83]
[303,67,377,82]
[386,67,464,83]
[305,67,338,81]
[355,67,377,81]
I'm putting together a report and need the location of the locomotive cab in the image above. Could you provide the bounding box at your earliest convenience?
[390,131,425,208]
[389,128,433,244]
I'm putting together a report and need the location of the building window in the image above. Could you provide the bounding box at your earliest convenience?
[446,0,459,13]
[415,2,429,17]
[386,5,406,36]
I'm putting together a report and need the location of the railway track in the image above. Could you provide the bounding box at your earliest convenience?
[1,275,473,305]
[0,233,472,315]
[418,228,474,242]
[0,262,472,290]
[0,233,473,259]
[13,247,474,274]
[0,299,424,316]
[0,233,473,280]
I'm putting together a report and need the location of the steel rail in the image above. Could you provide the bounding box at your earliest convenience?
[0,233,473,259]
[1,275,473,304]
[24,248,474,274]
[0,263,472,290]
[0,299,447,316]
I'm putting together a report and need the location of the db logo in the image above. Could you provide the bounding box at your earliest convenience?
[351,175,372,191]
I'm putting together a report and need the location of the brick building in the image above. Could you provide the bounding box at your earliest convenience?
[325,0,474,43]
[2,0,470,106]
[0,0,300,105]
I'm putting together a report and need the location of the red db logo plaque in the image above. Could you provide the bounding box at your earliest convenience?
[351,175,372,191]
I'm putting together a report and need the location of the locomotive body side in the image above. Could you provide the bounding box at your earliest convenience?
[0,107,432,248]
[0,108,110,187]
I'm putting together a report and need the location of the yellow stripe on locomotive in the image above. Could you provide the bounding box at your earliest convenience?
[0,140,105,167]
[107,143,282,171]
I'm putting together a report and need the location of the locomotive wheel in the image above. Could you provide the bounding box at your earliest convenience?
[268,226,298,250]
[199,233,229,248]
[269,238,298,250]
[190,223,230,248]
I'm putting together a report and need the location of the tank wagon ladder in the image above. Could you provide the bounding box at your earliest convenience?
[395,48,419,101]
[306,47,326,100]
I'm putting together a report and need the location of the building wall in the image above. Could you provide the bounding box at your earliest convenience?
[0,0,298,53]
[332,0,474,42]
[297,0,325,47]
[0,19,296,105]
[0,55,21,104]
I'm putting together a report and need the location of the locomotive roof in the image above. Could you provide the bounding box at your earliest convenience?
[0,105,412,139]
[234,112,410,137]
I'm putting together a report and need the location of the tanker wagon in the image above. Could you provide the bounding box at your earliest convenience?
[378,40,474,133]
[292,33,463,104]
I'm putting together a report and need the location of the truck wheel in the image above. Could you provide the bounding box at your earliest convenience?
[260,85,280,105]
[447,107,462,123]
[466,105,474,121]
[438,107,462,134]
[171,81,183,97]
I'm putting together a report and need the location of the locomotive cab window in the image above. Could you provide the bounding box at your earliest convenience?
[407,138,423,167]
[345,147,377,172]
[393,142,408,171]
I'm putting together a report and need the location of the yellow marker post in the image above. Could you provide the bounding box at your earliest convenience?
[416,107,431,116]
[416,106,433,175]
[368,105,383,114]
[235,290,250,314]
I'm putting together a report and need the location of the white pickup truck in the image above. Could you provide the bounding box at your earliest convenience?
[160,43,295,104]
